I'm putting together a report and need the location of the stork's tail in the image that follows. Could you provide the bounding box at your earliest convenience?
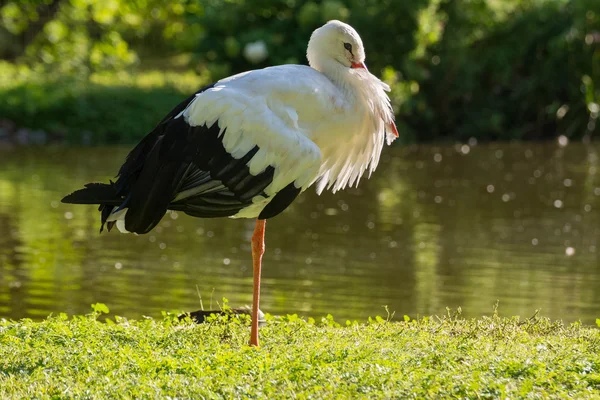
[61,183,123,232]
[61,183,119,205]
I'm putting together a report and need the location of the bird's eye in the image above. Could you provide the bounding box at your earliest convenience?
[344,42,353,53]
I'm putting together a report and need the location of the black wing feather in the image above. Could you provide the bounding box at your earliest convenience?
[124,119,193,233]
[258,183,302,219]
[114,83,216,195]
[62,183,120,205]
[62,82,303,234]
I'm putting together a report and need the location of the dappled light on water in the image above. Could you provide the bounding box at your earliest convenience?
[0,142,599,323]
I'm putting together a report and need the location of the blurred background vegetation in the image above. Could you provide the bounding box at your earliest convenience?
[0,0,598,144]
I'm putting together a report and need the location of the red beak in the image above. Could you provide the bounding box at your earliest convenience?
[351,62,367,70]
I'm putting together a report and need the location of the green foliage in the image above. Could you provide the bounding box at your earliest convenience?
[0,62,208,143]
[0,0,189,74]
[398,0,600,141]
[1,310,600,398]
[184,0,425,79]
[0,0,598,142]
[91,303,110,315]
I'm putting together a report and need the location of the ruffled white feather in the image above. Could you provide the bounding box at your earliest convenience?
[179,21,397,217]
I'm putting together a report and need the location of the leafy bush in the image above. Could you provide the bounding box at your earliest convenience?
[0,0,598,143]
[0,62,208,143]
[188,0,427,78]
[162,0,600,142]
[396,0,600,142]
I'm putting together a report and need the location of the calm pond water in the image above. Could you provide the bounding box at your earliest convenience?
[0,142,599,324]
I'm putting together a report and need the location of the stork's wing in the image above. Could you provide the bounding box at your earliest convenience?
[183,66,329,196]
[203,65,397,195]
[110,72,323,234]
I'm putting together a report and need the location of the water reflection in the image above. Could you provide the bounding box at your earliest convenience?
[0,142,599,323]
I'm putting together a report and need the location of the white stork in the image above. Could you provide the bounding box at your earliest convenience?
[62,20,398,346]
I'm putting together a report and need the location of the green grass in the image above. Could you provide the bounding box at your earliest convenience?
[1,305,600,399]
[0,61,209,144]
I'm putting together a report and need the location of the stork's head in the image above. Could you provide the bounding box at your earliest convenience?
[307,20,399,141]
[307,20,367,72]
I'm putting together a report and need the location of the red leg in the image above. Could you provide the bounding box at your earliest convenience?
[250,219,266,347]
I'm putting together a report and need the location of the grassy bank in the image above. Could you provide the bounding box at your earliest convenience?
[1,307,600,399]
[0,62,209,144]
